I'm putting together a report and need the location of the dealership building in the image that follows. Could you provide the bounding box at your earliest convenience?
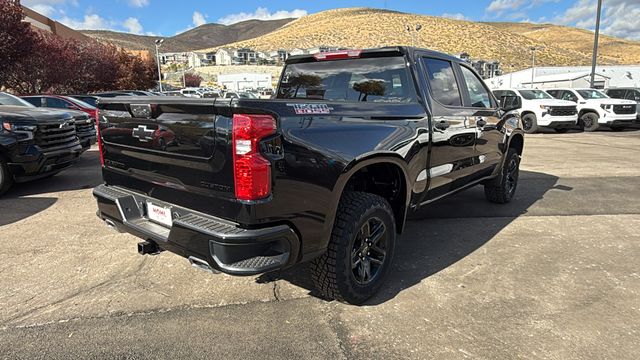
[486,65,640,90]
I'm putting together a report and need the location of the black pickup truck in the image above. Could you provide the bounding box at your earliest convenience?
[0,93,83,195]
[93,47,524,304]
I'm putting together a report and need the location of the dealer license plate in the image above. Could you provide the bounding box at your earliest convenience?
[147,202,173,227]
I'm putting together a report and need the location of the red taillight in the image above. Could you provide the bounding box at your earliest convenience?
[95,109,104,166]
[313,50,362,61]
[232,114,276,201]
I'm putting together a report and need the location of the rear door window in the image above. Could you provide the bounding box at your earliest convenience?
[278,56,417,103]
[422,58,462,107]
[459,66,492,108]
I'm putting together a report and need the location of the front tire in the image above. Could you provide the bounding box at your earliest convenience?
[580,112,600,132]
[0,158,14,196]
[311,192,396,304]
[522,113,538,134]
[484,148,520,204]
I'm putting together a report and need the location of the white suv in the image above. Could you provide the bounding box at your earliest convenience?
[546,88,637,131]
[493,89,578,133]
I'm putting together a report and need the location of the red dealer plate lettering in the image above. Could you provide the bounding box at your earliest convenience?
[146,202,173,227]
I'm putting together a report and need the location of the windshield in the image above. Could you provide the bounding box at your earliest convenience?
[577,89,608,99]
[278,56,417,103]
[65,96,97,109]
[73,96,98,107]
[518,90,552,100]
[0,93,35,107]
[239,92,258,99]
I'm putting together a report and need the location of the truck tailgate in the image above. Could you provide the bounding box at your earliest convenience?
[98,98,237,216]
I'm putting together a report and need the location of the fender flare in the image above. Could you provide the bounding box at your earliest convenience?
[319,153,413,249]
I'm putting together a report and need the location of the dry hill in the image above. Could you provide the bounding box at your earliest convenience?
[202,8,639,72]
[486,22,640,65]
[81,18,293,53]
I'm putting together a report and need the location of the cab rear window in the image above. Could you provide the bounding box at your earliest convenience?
[277,57,417,103]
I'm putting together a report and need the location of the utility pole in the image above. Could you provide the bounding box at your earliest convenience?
[590,0,603,88]
[154,39,164,92]
[529,46,542,89]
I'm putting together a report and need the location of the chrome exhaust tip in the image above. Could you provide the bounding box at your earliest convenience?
[103,219,122,233]
[188,256,219,274]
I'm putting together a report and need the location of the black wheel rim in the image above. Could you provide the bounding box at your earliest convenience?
[351,217,388,286]
[583,117,594,129]
[505,156,519,195]
[523,117,533,131]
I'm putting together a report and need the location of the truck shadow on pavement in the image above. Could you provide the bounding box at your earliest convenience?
[0,150,102,226]
[258,170,561,305]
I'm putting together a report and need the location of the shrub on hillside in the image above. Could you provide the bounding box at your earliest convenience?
[184,73,203,87]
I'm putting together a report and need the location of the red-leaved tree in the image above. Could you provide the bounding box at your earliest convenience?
[184,73,203,87]
[1,0,158,94]
[0,0,38,87]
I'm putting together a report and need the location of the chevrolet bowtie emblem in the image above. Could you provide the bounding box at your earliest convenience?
[132,125,155,142]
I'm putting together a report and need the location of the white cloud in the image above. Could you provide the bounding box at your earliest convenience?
[554,0,640,40]
[123,17,144,34]
[59,13,113,30]
[29,4,59,17]
[22,0,78,16]
[192,11,207,27]
[487,0,526,13]
[128,0,149,8]
[441,13,469,21]
[217,7,307,25]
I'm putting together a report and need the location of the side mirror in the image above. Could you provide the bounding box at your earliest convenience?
[500,95,521,112]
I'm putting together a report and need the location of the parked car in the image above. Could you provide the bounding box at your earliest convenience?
[92,47,524,304]
[604,88,640,121]
[68,95,99,107]
[546,88,637,131]
[223,91,258,99]
[92,91,138,98]
[21,95,97,149]
[492,89,578,133]
[0,92,83,195]
[258,88,274,99]
[180,88,206,98]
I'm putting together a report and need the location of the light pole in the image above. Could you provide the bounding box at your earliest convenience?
[529,46,543,89]
[154,39,164,92]
[590,0,603,88]
[405,23,423,47]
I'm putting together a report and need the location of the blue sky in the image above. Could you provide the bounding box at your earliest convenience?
[20,0,640,40]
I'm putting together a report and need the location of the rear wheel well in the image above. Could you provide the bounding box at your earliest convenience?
[343,163,407,234]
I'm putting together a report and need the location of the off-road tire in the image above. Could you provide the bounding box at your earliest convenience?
[484,148,520,204]
[311,192,396,305]
[522,113,538,134]
[0,158,14,196]
[580,112,600,132]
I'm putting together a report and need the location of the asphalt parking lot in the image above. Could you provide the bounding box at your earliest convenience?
[1,130,639,359]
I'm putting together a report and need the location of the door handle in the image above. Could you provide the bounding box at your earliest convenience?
[476,118,487,127]
[434,120,450,130]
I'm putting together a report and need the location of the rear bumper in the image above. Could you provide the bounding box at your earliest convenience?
[8,144,83,182]
[93,184,300,275]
